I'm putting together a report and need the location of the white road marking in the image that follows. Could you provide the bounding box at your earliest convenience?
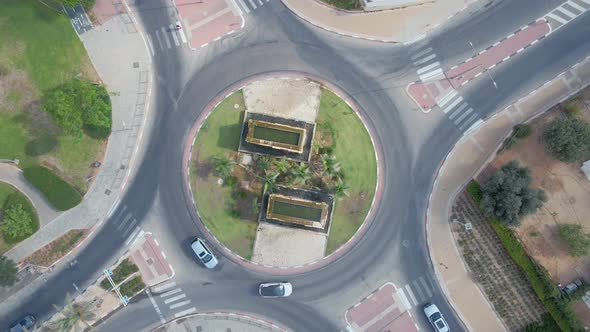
[116,213,133,230]
[122,218,138,236]
[124,226,140,245]
[146,34,155,56]
[169,299,191,309]
[454,107,473,125]
[161,27,171,49]
[412,280,426,301]
[557,6,577,18]
[405,284,418,306]
[465,118,484,132]
[567,0,585,12]
[417,61,440,74]
[155,29,164,50]
[460,114,480,130]
[169,25,180,46]
[129,230,145,247]
[146,288,166,324]
[178,27,187,44]
[443,96,464,114]
[236,0,250,13]
[578,0,590,5]
[152,282,176,292]
[396,288,412,310]
[411,47,433,60]
[414,53,436,65]
[437,90,458,107]
[160,288,182,298]
[247,0,257,9]
[419,276,433,298]
[419,68,444,82]
[164,293,186,304]
[257,0,263,5]
[449,102,469,120]
[174,307,196,318]
[547,12,568,24]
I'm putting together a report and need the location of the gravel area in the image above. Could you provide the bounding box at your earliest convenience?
[243,78,320,123]
[252,222,327,267]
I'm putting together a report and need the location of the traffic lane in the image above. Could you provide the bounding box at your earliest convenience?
[429,0,564,70]
[95,294,161,331]
[463,12,590,119]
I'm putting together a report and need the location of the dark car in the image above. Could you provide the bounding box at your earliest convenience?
[259,282,293,298]
[10,315,36,332]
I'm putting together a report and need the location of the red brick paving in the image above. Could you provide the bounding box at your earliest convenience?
[407,82,437,111]
[130,234,173,286]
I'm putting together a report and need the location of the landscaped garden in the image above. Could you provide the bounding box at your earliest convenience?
[0,0,110,209]
[321,0,361,10]
[190,85,376,259]
[0,181,40,255]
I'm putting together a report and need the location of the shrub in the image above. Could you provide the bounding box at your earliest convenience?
[2,192,40,244]
[0,256,18,287]
[22,166,82,211]
[100,258,139,290]
[42,80,112,139]
[544,117,590,162]
[119,276,145,297]
[564,101,582,118]
[559,224,590,257]
[0,204,34,243]
[500,124,533,152]
[480,161,546,225]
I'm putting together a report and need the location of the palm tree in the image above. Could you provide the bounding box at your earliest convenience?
[273,157,290,174]
[52,293,95,332]
[331,177,350,199]
[255,155,271,172]
[321,153,341,177]
[261,170,279,192]
[212,155,235,179]
[292,163,311,185]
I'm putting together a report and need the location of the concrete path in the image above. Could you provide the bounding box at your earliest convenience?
[427,55,590,331]
[153,312,288,332]
[0,163,60,228]
[4,5,152,263]
[281,0,480,43]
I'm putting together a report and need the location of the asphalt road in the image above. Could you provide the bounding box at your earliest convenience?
[2,0,590,330]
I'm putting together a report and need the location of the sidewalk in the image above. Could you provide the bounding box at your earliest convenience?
[0,163,60,228]
[152,312,288,332]
[427,56,590,330]
[280,0,480,43]
[4,4,152,264]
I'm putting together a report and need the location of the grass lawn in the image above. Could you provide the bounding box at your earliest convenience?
[317,88,377,254]
[0,0,103,193]
[321,0,361,10]
[191,91,257,259]
[0,181,40,255]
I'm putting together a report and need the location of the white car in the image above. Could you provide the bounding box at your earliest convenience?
[259,282,293,298]
[190,238,218,269]
[423,303,449,332]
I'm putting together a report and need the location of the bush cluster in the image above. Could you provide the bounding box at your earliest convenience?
[42,79,112,139]
[544,117,590,162]
[1,192,39,244]
[119,276,145,297]
[500,124,533,152]
[468,181,584,332]
[100,258,139,290]
[22,166,82,211]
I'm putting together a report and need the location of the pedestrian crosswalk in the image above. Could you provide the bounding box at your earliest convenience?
[111,204,145,247]
[150,281,197,318]
[395,276,435,310]
[545,0,590,31]
[145,25,188,57]
[233,0,271,14]
[411,47,444,82]
[437,89,481,131]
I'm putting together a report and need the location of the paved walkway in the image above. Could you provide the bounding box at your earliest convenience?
[152,312,288,332]
[281,0,481,43]
[427,55,590,331]
[0,163,60,228]
[4,3,152,264]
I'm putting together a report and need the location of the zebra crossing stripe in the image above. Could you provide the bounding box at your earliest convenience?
[160,288,182,298]
[161,27,171,49]
[247,0,257,9]
[169,300,191,309]
[257,0,263,5]
[412,280,426,300]
[454,107,473,125]
[152,282,176,292]
[146,35,155,56]
[438,90,457,107]
[404,284,418,306]
[443,96,464,114]
[547,13,568,24]
[460,114,480,130]
[164,293,186,304]
[449,102,469,120]
[124,226,140,245]
[236,0,250,13]
[419,68,443,82]
[579,0,590,4]
[417,62,440,74]
[411,47,433,60]
[174,307,196,318]
[567,1,585,12]
[557,6,577,18]
[396,288,412,310]
[419,276,433,298]
[169,25,180,46]
[414,53,436,65]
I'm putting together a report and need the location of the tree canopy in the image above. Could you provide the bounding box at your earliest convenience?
[0,256,18,287]
[559,224,590,257]
[480,161,547,225]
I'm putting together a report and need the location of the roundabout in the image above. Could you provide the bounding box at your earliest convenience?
[186,75,378,270]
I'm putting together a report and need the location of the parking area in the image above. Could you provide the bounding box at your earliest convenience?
[344,283,419,332]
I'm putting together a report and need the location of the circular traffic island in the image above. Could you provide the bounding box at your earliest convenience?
[189,77,377,268]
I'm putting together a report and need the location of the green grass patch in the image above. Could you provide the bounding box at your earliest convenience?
[49,134,103,191]
[0,0,95,92]
[0,112,36,168]
[100,258,140,289]
[23,166,82,211]
[317,88,377,254]
[24,229,86,266]
[467,180,581,332]
[321,0,360,10]
[191,90,256,259]
[119,276,145,297]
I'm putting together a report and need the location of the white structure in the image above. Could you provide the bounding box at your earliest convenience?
[582,160,590,181]
[361,0,433,11]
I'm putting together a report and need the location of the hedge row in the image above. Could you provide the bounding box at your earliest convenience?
[100,258,139,290]
[467,180,583,332]
[2,191,40,244]
[22,166,81,211]
[119,276,145,298]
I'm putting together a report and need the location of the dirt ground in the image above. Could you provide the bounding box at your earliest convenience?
[243,78,320,123]
[484,107,590,285]
[251,222,327,267]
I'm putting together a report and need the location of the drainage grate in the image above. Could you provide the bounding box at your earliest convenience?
[196,327,202,332]
[105,189,111,196]
[133,62,139,68]
[120,165,126,170]
[146,258,153,265]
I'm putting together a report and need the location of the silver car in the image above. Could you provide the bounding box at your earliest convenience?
[423,303,449,332]
[190,238,218,269]
[259,282,293,298]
